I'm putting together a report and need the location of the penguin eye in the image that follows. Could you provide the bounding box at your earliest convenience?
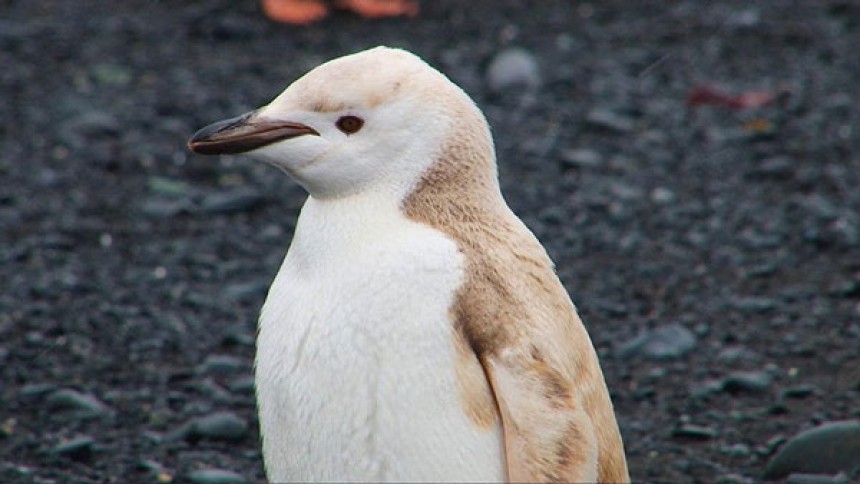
[336,115,364,135]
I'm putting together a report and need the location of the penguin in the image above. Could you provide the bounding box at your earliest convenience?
[188,46,629,483]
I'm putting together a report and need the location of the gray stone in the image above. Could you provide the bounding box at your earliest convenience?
[228,376,256,395]
[140,197,192,218]
[672,424,717,440]
[585,108,635,133]
[785,473,850,484]
[722,370,772,393]
[485,48,541,93]
[46,389,110,417]
[199,188,266,214]
[620,324,697,360]
[59,111,119,148]
[763,420,860,479]
[198,354,247,375]
[560,149,602,169]
[191,411,248,441]
[782,385,818,399]
[188,468,247,484]
[222,280,268,302]
[52,436,95,460]
[733,296,777,313]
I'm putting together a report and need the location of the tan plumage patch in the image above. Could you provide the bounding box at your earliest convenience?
[402,92,629,483]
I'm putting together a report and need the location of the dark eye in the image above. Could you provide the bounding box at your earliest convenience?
[336,115,364,135]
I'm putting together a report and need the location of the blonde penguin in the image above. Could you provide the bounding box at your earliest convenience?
[188,46,629,483]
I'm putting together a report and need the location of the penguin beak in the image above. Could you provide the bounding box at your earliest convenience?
[187,111,320,155]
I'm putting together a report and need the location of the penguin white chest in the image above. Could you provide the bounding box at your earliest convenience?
[255,197,504,482]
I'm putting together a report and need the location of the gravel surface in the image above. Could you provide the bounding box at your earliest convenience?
[2,1,859,482]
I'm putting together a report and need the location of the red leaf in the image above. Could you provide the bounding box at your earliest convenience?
[687,85,776,109]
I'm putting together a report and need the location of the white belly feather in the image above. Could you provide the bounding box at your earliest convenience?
[255,195,504,482]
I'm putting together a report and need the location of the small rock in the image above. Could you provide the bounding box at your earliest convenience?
[785,472,850,484]
[188,468,247,484]
[148,176,193,196]
[59,111,119,148]
[19,383,56,398]
[228,376,256,395]
[189,412,248,442]
[732,296,776,313]
[722,370,772,394]
[782,385,817,399]
[672,424,717,440]
[198,188,266,214]
[747,156,794,179]
[650,187,676,204]
[222,280,268,302]
[619,324,697,360]
[139,459,174,482]
[198,354,247,375]
[485,48,541,93]
[716,473,755,484]
[585,108,635,133]
[140,197,192,218]
[46,389,111,417]
[560,149,602,169]
[717,345,758,363]
[52,436,95,460]
[763,420,860,479]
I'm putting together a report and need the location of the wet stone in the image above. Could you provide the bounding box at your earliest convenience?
[785,473,851,484]
[485,47,541,93]
[585,108,635,133]
[46,389,111,417]
[560,148,602,169]
[722,370,772,394]
[188,411,248,442]
[672,424,718,440]
[198,188,266,214]
[188,468,247,484]
[782,385,817,399]
[52,436,95,460]
[198,354,247,375]
[222,280,268,302]
[619,324,697,360]
[764,420,860,479]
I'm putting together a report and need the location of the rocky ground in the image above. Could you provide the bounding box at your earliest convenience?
[1,0,859,482]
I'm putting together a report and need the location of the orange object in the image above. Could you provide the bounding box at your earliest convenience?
[261,0,329,24]
[336,0,418,18]
[261,0,418,24]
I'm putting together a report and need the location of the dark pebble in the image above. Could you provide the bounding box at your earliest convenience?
[189,411,248,442]
[747,156,795,179]
[764,420,860,479]
[188,468,247,484]
[619,324,697,360]
[228,376,256,395]
[485,47,541,93]
[222,280,268,302]
[198,188,266,214]
[52,436,95,460]
[732,297,777,313]
[46,389,111,417]
[672,424,718,440]
[585,108,635,133]
[782,385,818,399]
[198,354,248,375]
[785,473,850,484]
[140,197,193,218]
[722,370,772,394]
[560,148,603,169]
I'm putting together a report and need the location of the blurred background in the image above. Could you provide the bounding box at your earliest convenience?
[1,0,858,482]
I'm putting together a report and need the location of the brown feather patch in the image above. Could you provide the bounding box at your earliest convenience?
[402,93,629,482]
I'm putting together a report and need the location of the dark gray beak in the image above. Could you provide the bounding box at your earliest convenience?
[187,111,319,155]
